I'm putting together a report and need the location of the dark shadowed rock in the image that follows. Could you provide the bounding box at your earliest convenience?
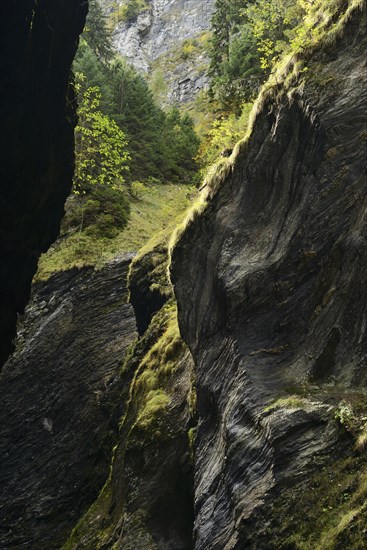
[62,251,195,550]
[0,254,137,549]
[0,0,87,367]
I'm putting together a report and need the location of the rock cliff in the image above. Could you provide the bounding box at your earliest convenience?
[0,255,137,548]
[63,243,195,550]
[3,2,367,549]
[0,0,87,367]
[107,0,215,105]
[171,1,367,548]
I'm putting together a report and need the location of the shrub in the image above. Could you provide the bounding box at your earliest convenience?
[130,181,148,200]
[118,0,149,23]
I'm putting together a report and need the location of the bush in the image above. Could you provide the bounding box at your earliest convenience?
[118,0,149,23]
[130,181,148,200]
[86,186,130,237]
[61,186,130,240]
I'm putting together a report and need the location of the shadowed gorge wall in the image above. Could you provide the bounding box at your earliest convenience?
[171,2,367,548]
[3,1,367,549]
[0,0,88,367]
[0,255,137,548]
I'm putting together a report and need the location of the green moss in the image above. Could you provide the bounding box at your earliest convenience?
[135,389,170,429]
[268,455,367,550]
[63,299,190,547]
[115,0,149,23]
[62,476,114,549]
[263,395,312,413]
[188,427,196,463]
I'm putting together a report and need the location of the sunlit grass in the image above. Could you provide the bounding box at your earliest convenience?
[35,183,197,281]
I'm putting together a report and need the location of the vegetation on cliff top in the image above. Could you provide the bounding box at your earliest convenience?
[35,0,201,281]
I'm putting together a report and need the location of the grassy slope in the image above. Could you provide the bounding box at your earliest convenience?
[35,183,196,281]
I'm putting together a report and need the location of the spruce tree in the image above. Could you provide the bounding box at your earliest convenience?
[84,0,114,64]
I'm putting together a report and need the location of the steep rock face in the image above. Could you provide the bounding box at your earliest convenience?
[172,3,367,548]
[0,1,87,366]
[109,0,215,104]
[0,255,137,548]
[63,244,195,550]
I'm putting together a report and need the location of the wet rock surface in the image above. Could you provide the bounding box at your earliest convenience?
[0,255,137,549]
[171,5,367,548]
[0,0,87,367]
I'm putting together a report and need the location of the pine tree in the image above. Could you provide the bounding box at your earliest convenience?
[84,0,113,64]
[73,40,114,113]
[209,0,259,112]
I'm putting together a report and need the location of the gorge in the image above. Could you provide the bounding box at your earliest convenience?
[1,1,367,549]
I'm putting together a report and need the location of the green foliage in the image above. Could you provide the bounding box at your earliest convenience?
[74,74,130,194]
[246,0,305,69]
[108,59,200,183]
[130,180,148,199]
[73,40,113,113]
[208,0,308,112]
[334,400,367,440]
[181,39,197,60]
[63,186,130,238]
[74,5,201,187]
[35,183,195,280]
[197,103,253,167]
[162,108,201,184]
[209,0,261,112]
[118,0,149,23]
[149,68,167,104]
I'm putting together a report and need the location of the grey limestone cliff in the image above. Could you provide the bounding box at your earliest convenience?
[107,0,215,105]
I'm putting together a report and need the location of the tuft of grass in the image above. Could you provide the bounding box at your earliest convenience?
[264,395,312,413]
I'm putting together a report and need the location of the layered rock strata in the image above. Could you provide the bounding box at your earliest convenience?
[63,245,195,550]
[0,255,137,548]
[171,2,367,548]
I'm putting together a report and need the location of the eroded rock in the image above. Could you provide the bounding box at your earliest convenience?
[0,255,137,548]
[171,3,367,548]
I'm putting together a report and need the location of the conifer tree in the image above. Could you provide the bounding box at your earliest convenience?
[84,0,114,64]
